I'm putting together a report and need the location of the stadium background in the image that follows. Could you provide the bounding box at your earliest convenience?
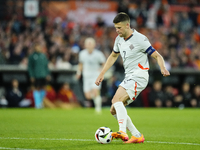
[0,0,200,108]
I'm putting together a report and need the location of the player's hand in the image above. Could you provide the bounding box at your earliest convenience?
[95,73,104,86]
[76,74,81,80]
[75,70,81,80]
[161,68,170,77]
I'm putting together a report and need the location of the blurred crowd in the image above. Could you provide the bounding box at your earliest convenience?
[0,77,199,108]
[0,0,200,108]
[1,0,200,69]
[0,78,81,109]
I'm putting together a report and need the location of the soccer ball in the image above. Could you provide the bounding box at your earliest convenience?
[95,127,112,144]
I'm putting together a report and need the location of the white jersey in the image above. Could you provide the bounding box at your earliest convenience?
[113,29,156,104]
[79,49,106,78]
[113,29,155,76]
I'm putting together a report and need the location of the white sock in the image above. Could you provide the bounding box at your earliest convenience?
[113,102,127,133]
[113,114,141,137]
[94,95,102,112]
[127,115,141,137]
[113,114,117,120]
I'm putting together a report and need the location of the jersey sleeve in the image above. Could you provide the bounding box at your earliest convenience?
[138,35,152,53]
[113,36,120,53]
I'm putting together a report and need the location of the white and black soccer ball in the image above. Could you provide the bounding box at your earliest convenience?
[95,126,112,144]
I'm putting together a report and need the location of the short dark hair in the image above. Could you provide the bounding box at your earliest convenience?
[113,12,130,24]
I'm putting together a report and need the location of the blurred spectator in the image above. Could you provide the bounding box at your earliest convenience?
[70,46,80,65]
[56,51,72,69]
[167,27,179,50]
[188,4,198,27]
[117,0,130,16]
[181,82,193,107]
[0,87,8,107]
[179,12,193,34]
[19,57,28,69]
[6,79,31,108]
[25,85,35,107]
[38,83,81,109]
[43,84,57,108]
[191,85,200,107]
[107,75,121,101]
[56,82,81,109]
[0,49,7,64]
[136,0,149,27]
[149,80,165,107]
[164,85,174,107]
[28,42,51,108]
[95,16,106,28]
[48,55,57,69]
[174,82,192,108]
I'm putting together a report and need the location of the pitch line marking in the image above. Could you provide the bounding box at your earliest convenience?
[0,147,44,150]
[0,137,200,146]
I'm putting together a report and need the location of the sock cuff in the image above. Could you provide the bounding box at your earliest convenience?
[113,101,123,108]
[95,95,101,99]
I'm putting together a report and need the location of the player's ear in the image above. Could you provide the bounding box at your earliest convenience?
[126,22,130,29]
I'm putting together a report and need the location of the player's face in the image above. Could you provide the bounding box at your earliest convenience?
[114,21,129,38]
[85,39,95,52]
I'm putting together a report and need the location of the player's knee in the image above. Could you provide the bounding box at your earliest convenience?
[111,98,118,104]
[110,108,116,115]
[85,94,91,100]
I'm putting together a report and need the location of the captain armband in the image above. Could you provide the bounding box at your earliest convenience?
[145,46,156,56]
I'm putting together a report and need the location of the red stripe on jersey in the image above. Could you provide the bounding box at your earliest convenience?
[138,63,149,70]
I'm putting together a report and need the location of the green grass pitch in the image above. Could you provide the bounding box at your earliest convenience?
[0,107,199,150]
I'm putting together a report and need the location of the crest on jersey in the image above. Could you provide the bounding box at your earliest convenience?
[129,44,134,50]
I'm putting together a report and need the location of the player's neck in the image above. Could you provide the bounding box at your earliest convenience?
[87,49,93,54]
[124,29,134,40]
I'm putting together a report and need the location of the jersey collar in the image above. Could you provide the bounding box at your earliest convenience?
[124,34,133,41]
[124,29,134,41]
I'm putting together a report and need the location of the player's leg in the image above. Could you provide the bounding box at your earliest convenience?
[83,77,94,107]
[110,86,129,141]
[83,77,102,113]
[111,104,142,140]
[111,103,144,143]
[123,78,147,144]
[125,115,145,143]
[85,90,101,113]
[111,77,146,143]
[92,88,102,113]
[90,76,102,113]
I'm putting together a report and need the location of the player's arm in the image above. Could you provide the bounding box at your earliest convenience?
[150,51,170,77]
[100,62,105,70]
[95,51,120,86]
[76,63,83,79]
